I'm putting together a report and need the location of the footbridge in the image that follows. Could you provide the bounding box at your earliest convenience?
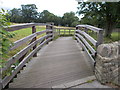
[0,23,104,89]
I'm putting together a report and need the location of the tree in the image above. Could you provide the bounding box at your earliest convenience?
[62,12,79,27]
[39,10,55,23]
[8,8,23,23]
[21,4,38,22]
[77,2,120,37]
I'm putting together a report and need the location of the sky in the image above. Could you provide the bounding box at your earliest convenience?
[0,0,80,17]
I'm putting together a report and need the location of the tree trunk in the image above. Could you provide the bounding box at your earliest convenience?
[104,9,115,38]
[105,19,113,38]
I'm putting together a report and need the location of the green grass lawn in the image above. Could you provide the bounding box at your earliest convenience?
[8,27,120,59]
[10,26,46,42]
[104,32,120,43]
[88,31,120,43]
[7,26,46,59]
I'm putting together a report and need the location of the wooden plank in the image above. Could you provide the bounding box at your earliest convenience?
[97,30,103,47]
[76,30,97,46]
[10,33,36,50]
[54,28,76,30]
[75,34,96,56]
[10,29,52,50]
[5,23,49,31]
[69,29,70,34]
[32,26,37,57]
[2,37,53,88]
[36,30,47,35]
[8,37,93,88]
[0,78,2,90]
[0,83,2,90]
[76,25,103,33]
[2,35,51,72]
[75,36,95,65]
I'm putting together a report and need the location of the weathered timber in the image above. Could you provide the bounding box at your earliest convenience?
[54,28,75,30]
[10,30,52,51]
[76,30,97,46]
[36,30,46,35]
[32,26,37,57]
[10,33,36,50]
[75,36,95,65]
[9,37,93,88]
[97,30,104,47]
[75,34,96,56]
[76,25,103,33]
[2,35,52,72]
[5,23,49,31]
[2,37,53,88]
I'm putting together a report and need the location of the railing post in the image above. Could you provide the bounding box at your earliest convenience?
[32,26,37,57]
[0,74,2,90]
[50,25,54,41]
[59,29,60,36]
[46,25,51,44]
[69,29,70,35]
[96,30,103,47]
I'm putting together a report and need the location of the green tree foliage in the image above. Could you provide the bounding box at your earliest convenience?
[8,4,79,27]
[0,9,14,68]
[8,8,23,23]
[77,2,120,37]
[21,4,38,22]
[62,12,79,27]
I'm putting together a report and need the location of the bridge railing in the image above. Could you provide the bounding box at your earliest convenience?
[75,25,103,64]
[0,23,54,89]
[53,27,75,36]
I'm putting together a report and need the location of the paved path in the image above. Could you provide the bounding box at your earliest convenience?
[9,37,93,88]
[52,75,111,89]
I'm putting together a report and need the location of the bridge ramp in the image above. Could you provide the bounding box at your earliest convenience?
[9,37,93,88]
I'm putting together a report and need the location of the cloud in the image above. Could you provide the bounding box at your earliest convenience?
[0,0,78,16]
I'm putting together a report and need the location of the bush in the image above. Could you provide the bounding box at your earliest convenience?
[0,9,14,68]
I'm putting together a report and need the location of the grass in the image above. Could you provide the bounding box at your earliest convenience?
[8,28,119,59]
[104,32,120,43]
[7,26,46,59]
[10,26,45,42]
[87,31,120,43]
[3,25,120,78]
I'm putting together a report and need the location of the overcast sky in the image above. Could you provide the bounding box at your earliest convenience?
[0,0,79,17]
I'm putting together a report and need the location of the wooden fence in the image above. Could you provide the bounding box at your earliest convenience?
[75,25,103,65]
[0,23,104,89]
[53,28,75,36]
[0,23,54,89]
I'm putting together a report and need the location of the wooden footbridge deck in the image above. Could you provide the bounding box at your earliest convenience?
[0,23,103,89]
[9,37,93,88]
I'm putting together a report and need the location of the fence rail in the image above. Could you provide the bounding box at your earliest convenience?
[53,28,75,36]
[75,25,103,65]
[0,23,104,89]
[0,23,54,89]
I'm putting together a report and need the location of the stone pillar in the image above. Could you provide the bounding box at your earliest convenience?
[95,41,120,86]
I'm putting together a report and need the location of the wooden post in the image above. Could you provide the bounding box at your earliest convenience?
[46,25,49,44]
[50,25,53,41]
[69,29,70,35]
[0,75,2,90]
[59,29,60,36]
[96,30,103,47]
[76,26,78,30]
[64,29,65,36]
[32,26,37,57]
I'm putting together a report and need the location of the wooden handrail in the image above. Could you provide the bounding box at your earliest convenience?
[1,23,54,89]
[4,23,50,31]
[75,24,104,64]
[76,25,103,32]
